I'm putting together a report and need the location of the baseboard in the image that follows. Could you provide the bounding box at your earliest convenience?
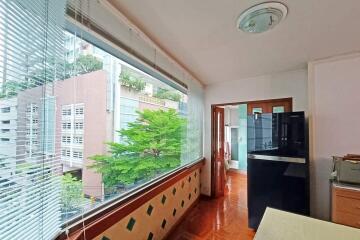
[163,196,200,240]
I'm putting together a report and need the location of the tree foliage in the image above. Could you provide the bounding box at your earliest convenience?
[60,173,84,213]
[153,88,182,102]
[90,109,186,187]
[0,54,103,99]
[119,69,146,92]
[70,54,103,75]
[0,81,25,98]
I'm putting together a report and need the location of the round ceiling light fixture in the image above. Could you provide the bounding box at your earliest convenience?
[237,2,288,33]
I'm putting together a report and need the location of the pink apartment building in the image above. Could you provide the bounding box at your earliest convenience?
[53,68,181,200]
[55,70,111,199]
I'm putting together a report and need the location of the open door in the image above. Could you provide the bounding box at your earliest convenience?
[212,106,225,197]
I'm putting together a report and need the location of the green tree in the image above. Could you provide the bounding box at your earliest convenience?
[0,81,26,98]
[153,88,182,102]
[71,54,103,75]
[119,69,146,92]
[90,109,186,188]
[60,173,85,214]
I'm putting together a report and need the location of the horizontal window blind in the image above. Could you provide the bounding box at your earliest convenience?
[0,0,205,239]
[0,0,66,239]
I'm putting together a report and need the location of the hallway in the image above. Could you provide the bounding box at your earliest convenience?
[167,171,255,240]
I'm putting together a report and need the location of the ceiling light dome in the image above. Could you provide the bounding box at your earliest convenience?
[237,2,288,33]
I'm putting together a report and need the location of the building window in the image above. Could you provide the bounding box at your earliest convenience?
[26,104,38,113]
[26,129,38,136]
[62,107,72,116]
[62,136,71,144]
[74,122,83,130]
[62,122,71,129]
[1,129,10,133]
[75,106,84,116]
[72,151,83,159]
[2,120,10,124]
[62,149,71,157]
[1,138,10,142]
[73,136,83,144]
[1,107,10,113]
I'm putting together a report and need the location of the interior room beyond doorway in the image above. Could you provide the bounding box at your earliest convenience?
[211,97,293,197]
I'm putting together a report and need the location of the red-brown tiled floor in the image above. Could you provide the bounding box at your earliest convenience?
[167,171,255,240]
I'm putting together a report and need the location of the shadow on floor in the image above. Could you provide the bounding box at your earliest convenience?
[166,171,255,240]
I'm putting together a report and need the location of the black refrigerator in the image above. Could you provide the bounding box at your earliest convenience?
[247,111,309,229]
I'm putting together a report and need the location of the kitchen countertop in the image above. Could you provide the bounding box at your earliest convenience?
[332,181,360,191]
[255,208,360,240]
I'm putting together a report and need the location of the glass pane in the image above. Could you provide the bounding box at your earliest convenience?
[230,128,238,160]
[60,32,190,221]
[273,106,285,113]
[252,107,263,114]
[0,1,204,237]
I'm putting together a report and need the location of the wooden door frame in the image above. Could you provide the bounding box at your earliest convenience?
[210,97,292,198]
[212,106,225,197]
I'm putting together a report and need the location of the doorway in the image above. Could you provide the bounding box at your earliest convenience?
[211,97,292,197]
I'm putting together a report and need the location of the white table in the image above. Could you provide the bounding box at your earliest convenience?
[255,208,360,240]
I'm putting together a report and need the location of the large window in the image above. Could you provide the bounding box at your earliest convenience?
[57,31,190,221]
[0,0,203,239]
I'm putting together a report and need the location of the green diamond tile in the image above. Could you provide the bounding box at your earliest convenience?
[147,204,154,216]
[181,200,185,208]
[173,208,177,216]
[172,187,177,196]
[126,217,136,231]
[161,195,167,204]
[147,232,154,240]
[161,219,167,229]
[102,237,110,240]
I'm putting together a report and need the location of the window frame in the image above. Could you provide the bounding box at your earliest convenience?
[65,11,188,94]
[56,12,203,238]
[56,158,204,240]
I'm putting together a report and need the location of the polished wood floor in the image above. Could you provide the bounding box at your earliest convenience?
[167,171,255,240]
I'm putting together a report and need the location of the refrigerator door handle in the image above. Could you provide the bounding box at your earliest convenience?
[248,154,306,164]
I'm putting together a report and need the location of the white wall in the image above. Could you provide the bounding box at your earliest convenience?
[201,69,308,195]
[309,53,360,220]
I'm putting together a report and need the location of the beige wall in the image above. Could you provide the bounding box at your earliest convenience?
[308,53,360,220]
[201,69,308,195]
[94,168,200,240]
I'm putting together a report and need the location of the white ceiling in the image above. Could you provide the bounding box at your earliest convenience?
[109,0,360,85]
